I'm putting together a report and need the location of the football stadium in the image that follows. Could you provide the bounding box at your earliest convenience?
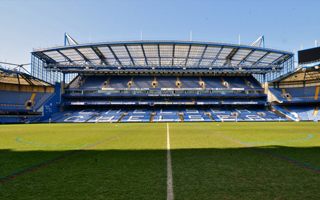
[1,1,320,198]
[1,35,320,199]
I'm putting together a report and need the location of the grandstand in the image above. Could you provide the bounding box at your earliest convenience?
[269,66,320,121]
[0,67,57,123]
[25,40,295,123]
[5,38,320,123]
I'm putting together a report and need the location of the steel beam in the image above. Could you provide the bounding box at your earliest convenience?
[91,47,108,65]
[57,50,73,63]
[197,45,208,67]
[74,48,90,63]
[107,45,122,66]
[141,44,148,65]
[211,47,224,66]
[124,45,135,66]
[184,45,192,67]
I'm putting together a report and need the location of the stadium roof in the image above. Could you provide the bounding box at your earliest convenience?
[32,40,293,74]
[0,67,51,86]
[270,66,320,85]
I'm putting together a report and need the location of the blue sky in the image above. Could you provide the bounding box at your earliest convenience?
[0,0,319,65]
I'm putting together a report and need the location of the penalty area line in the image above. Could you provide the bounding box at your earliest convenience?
[166,123,174,200]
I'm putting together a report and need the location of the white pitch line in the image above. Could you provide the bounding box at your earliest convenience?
[167,123,174,200]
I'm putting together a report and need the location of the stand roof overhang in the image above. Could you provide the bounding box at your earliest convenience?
[32,40,293,74]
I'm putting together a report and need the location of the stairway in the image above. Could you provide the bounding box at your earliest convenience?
[313,106,319,117]
[281,88,291,101]
[315,86,319,100]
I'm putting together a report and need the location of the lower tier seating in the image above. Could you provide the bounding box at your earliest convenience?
[39,107,286,123]
[276,105,320,121]
[0,90,52,111]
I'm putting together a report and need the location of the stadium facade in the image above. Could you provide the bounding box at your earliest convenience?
[0,38,319,123]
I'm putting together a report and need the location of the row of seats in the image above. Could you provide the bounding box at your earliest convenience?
[64,98,267,106]
[270,86,320,102]
[44,108,285,123]
[0,116,39,124]
[0,90,51,111]
[75,75,261,89]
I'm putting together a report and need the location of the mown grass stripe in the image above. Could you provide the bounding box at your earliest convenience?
[0,135,119,184]
[216,132,320,174]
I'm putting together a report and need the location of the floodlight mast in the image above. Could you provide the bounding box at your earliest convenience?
[64,33,78,46]
[251,36,265,48]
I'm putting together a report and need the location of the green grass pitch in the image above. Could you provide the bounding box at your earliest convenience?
[1,122,320,200]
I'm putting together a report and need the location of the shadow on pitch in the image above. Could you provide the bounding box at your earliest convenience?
[1,147,320,200]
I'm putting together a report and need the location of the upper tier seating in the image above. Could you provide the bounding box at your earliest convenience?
[157,76,177,88]
[77,75,261,90]
[108,76,131,88]
[244,76,261,88]
[200,77,223,88]
[80,76,106,89]
[131,77,153,88]
[223,77,248,88]
[179,77,201,88]
[270,86,320,102]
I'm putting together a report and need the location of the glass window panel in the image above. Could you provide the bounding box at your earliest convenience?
[174,45,189,57]
[246,51,267,62]
[133,58,146,66]
[230,60,241,66]
[232,49,251,60]
[189,45,206,58]
[118,58,132,66]
[105,59,117,65]
[77,48,99,60]
[160,45,173,57]
[147,58,159,65]
[173,58,186,66]
[43,51,66,62]
[98,47,115,59]
[240,61,254,66]
[218,48,232,59]
[143,45,159,57]
[200,59,212,66]
[260,53,283,64]
[186,58,199,66]
[59,49,83,61]
[214,60,225,66]
[203,47,220,59]
[127,45,144,57]
[110,45,129,58]
[160,58,172,66]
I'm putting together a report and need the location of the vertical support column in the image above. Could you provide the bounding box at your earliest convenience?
[61,73,65,95]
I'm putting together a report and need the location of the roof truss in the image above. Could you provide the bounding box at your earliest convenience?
[32,41,293,73]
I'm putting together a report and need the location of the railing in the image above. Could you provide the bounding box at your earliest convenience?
[64,88,265,97]
[64,99,267,106]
